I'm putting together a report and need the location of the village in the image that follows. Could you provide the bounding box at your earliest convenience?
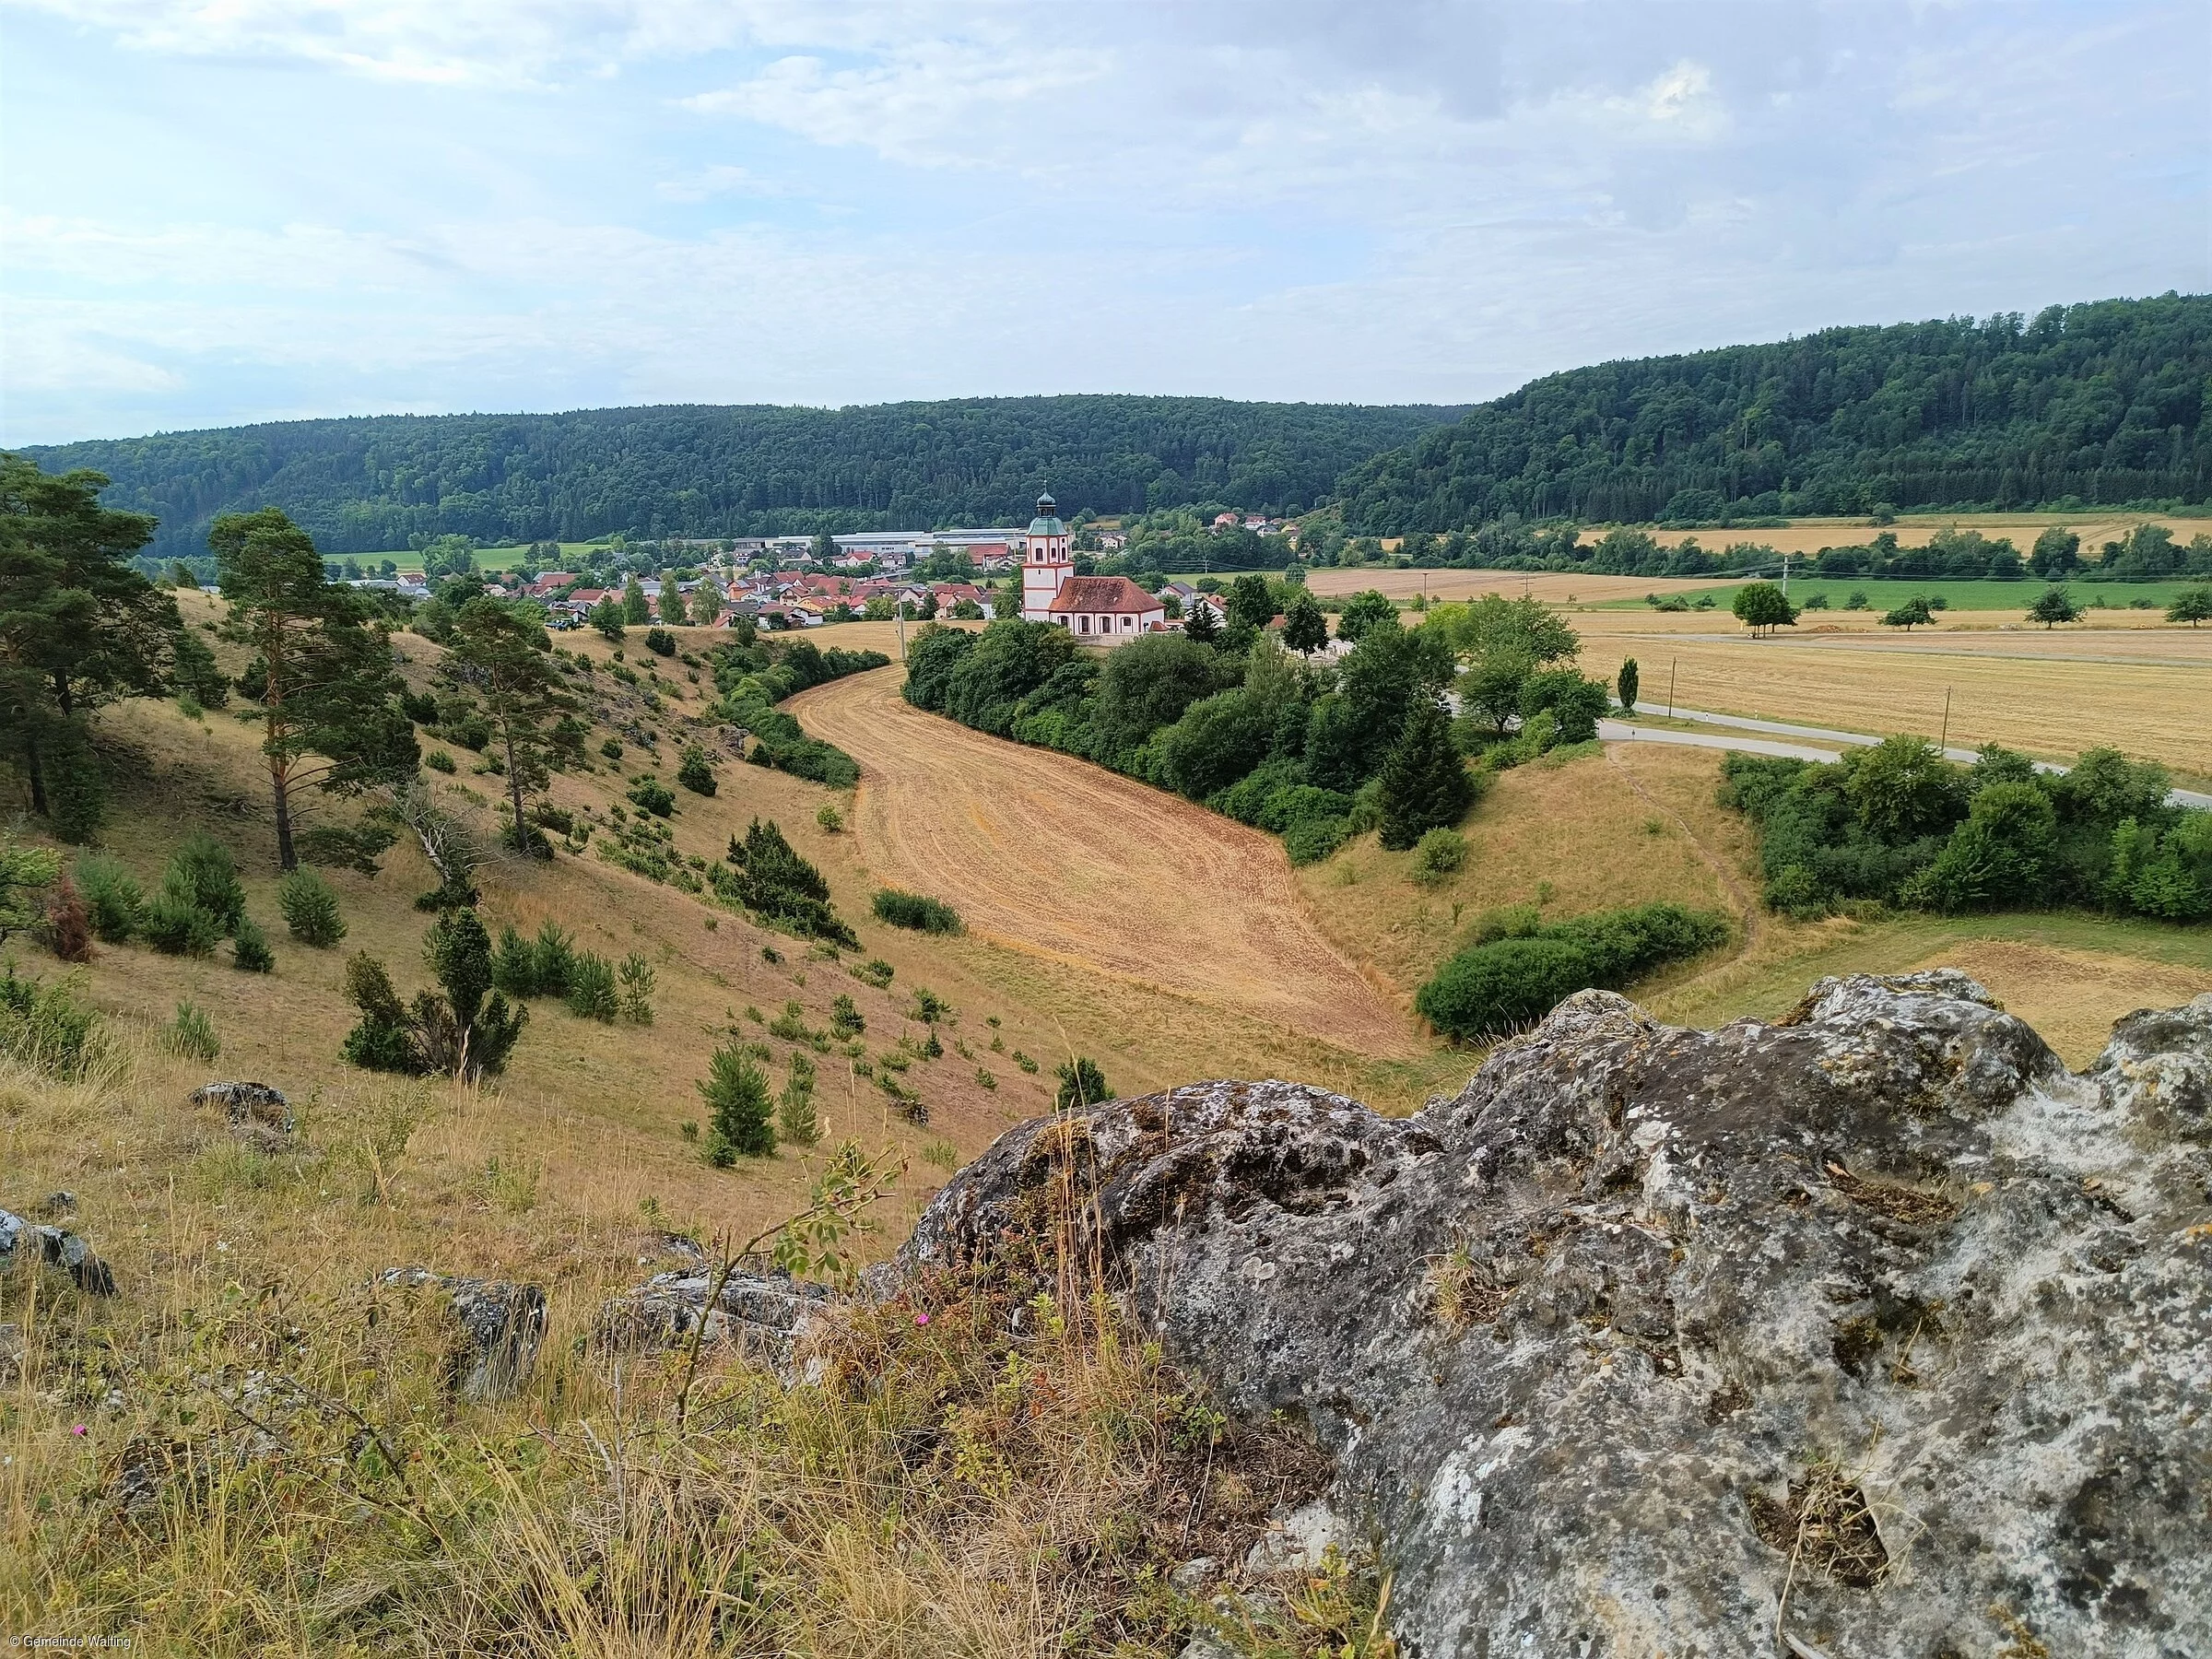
[352,496,1301,640]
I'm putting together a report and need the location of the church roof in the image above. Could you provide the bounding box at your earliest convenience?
[1028,488,1065,536]
[1047,575,1160,616]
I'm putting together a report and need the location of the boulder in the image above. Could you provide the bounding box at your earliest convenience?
[596,1264,832,1382]
[377,1269,546,1402]
[190,1080,294,1137]
[0,1205,116,1295]
[904,973,2212,1657]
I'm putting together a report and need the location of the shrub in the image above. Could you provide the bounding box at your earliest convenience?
[425,748,458,773]
[1282,816,1353,865]
[643,627,677,656]
[0,962,105,1079]
[777,1077,821,1147]
[530,922,575,995]
[1054,1056,1112,1110]
[162,999,222,1063]
[141,889,222,958]
[700,1042,775,1159]
[849,957,894,989]
[817,804,843,833]
[230,915,276,972]
[872,888,963,934]
[339,952,422,1072]
[566,951,619,1021]
[830,994,865,1038]
[1416,902,1729,1041]
[276,869,347,947]
[618,952,656,1024]
[43,876,94,963]
[676,746,717,795]
[729,818,858,947]
[164,832,245,933]
[628,776,677,818]
[74,855,143,943]
[1411,828,1469,884]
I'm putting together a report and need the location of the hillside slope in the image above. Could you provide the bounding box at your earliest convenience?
[22,396,1463,559]
[1335,292,2212,531]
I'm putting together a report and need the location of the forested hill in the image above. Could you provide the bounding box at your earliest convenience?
[1335,293,2212,534]
[21,395,1462,559]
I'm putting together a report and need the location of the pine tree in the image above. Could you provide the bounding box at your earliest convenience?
[700,1041,775,1159]
[210,508,418,871]
[447,596,578,855]
[1182,597,1221,643]
[1377,696,1476,851]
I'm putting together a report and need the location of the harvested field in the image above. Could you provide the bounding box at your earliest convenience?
[1575,632,2212,776]
[1898,939,2212,1068]
[1304,569,1731,604]
[788,666,1420,1059]
[1635,512,2210,559]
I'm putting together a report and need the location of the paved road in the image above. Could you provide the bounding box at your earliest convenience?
[1603,704,2212,811]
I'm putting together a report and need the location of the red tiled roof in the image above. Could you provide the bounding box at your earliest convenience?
[1047,575,1160,616]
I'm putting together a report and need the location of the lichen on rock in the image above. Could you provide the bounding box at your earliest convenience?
[903,972,2212,1657]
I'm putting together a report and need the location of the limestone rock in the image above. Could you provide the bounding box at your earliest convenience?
[0,1205,116,1295]
[596,1264,831,1382]
[190,1080,295,1138]
[906,973,2212,1658]
[377,1268,546,1402]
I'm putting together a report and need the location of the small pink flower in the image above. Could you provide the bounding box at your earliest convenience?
[914,1312,930,1326]
[71,1425,87,1436]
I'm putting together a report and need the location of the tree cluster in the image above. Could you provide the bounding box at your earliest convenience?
[1723,738,2211,921]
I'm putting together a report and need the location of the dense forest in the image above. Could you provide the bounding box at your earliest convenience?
[21,397,1461,561]
[1335,294,2212,532]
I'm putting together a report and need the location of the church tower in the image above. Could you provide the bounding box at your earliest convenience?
[1019,489,1072,621]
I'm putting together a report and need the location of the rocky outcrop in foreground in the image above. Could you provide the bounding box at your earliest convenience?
[907,973,2212,1658]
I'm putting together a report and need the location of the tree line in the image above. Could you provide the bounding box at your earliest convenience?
[23,396,1461,561]
[1723,740,2210,923]
[1335,294,2212,532]
[902,582,1617,865]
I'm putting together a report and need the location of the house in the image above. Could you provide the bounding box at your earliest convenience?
[1049,575,1165,639]
[1211,512,1240,529]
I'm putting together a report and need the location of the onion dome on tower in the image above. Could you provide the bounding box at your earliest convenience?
[1027,490,1066,536]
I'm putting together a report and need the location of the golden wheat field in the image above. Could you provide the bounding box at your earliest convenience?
[1305,568,1730,604]
[1575,632,2212,776]
[789,667,1418,1061]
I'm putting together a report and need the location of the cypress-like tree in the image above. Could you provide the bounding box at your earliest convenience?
[210,508,418,871]
[622,574,651,624]
[1616,658,1640,713]
[1377,696,1476,851]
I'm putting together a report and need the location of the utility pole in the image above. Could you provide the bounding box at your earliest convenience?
[1939,687,1952,754]
[897,602,907,662]
[1782,550,1791,599]
[1667,659,1677,719]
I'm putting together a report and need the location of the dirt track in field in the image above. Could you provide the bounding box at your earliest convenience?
[789,667,1420,1058]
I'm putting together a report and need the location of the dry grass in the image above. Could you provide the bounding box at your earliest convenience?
[1575,632,2212,775]
[790,667,1419,1062]
[1895,939,2212,1068]
[1299,744,1753,999]
[1634,512,2209,560]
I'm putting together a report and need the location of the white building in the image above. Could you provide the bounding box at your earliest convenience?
[1019,490,1075,620]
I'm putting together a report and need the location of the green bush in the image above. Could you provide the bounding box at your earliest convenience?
[75,855,144,943]
[1054,1056,1112,1110]
[643,627,677,656]
[161,998,221,1063]
[276,869,347,947]
[141,890,222,958]
[676,746,717,795]
[871,888,963,935]
[164,832,245,933]
[1411,828,1469,883]
[628,776,677,818]
[425,749,458,773]
[1416,902,1729,1041]
[566,951,619,1021]
[230,915,276,972]
[1282,816,1353,866]
[0,962,106,1079]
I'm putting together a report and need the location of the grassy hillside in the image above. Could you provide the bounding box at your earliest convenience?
[21,396,1464,561]
[1335,293,2212,531]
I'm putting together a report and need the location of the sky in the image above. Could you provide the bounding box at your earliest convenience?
[3,0,2207,445]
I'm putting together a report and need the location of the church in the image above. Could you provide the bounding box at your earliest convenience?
[1018,491,1165,638]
